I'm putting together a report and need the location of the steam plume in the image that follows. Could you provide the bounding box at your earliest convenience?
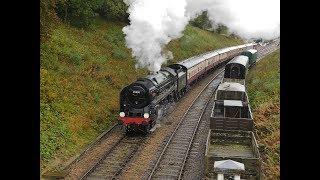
[123,0,188,73]
[123,0,280,72]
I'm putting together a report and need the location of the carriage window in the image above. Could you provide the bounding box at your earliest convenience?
[230,65,241,78]
[152,78,158,84]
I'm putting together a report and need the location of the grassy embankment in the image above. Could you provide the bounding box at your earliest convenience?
[246,49,280,179]
[40,17,244,172]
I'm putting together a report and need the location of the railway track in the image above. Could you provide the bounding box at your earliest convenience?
[147,70,224,180]
[42,42,279,180]
[256,42,279,60]
[80,135,146,180]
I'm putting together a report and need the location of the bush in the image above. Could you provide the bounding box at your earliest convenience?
[40,0,61,41]
[190,11,212,30]
[55,0,103,28]
[70,52,84,65]
[112,49,128,60]
[216,24,228,34]
[97,0,129,22]
[40,103,72,159]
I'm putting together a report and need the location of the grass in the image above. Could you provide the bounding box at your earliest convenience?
[167,25,243,64]
[40,17,244,173]
[246,49,280,179]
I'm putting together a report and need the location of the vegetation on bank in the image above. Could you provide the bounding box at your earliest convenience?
[246,49,280,179]
[40,0,244,173]
[40,18,243,173]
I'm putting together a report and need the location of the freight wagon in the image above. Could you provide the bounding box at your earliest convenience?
[205,129,261,179]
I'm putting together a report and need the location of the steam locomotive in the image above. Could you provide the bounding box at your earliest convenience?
[119,43,258,133]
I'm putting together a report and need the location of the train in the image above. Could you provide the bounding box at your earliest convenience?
[205,52,262,179]
[223,49,257,85]
[118,43,258,133]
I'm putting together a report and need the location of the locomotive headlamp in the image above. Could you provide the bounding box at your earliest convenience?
[143,113,149,118]
[119,112,125,117]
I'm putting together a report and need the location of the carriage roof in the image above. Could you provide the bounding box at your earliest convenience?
[177,50,219,69]
[227,55,249,67]
[246,49,258,54]
[218,82,246,92]
[176,43,255,69]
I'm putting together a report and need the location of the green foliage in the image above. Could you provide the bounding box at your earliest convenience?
[55,0,103,28]
[167,25,244,64]
[246,49,280,179]
[40,0,61,41]
[70,52,84,65]
[54,0,128,27]
[112,49,128,59]
[247,50,280,109]
[40,103,73,159]
[216,24,228,34]
[97,0,129,22]
[190,11,212,30]
[40,18,244,172]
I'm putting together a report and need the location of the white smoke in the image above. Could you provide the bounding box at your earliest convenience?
[123,0,189,73]
[186,0,280,39]
[123,0,280,72]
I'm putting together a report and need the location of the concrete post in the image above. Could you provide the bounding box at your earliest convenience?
[217,173,224,180]
[234,174,240,180]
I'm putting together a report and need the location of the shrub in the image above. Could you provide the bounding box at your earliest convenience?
[40,104,72,159]
[190,11,212,30]
[70,52,84,65]
[97,0,129,22]
[111,49,128,60]
[55,0,103,28]
[40,0,61,41]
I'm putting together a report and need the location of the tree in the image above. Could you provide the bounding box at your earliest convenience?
[96,0,129,22]
[216,24,228,34]
[190,11,212,30]
[40,0,60,41]
[55,0,104,28]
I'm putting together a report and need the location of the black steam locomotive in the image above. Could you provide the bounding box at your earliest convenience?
[119,43,257,133]
[119,65,187,132]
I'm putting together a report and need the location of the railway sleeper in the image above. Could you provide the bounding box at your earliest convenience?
[166,149,186,155]
[171,136,191,141]
[86,175,111,180]
[170,145,188,150]
[163,152,185,158]
[161,157,185,164]
[156,168,181,175]
[153,173,179,179]
[159,165,181,172]
[156,167,181,174]
[171,138,191,146]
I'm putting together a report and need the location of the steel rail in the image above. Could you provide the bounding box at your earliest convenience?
[148,70,224,180]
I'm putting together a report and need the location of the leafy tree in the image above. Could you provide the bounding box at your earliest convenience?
[190,11,212,30]
[216,24,228,34]
[55,0,104,28]
[40,0,60,41]
[96,0,129,22]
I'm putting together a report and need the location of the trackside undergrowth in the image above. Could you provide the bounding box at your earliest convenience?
[40,17,244,173]
[246,49,280,179]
